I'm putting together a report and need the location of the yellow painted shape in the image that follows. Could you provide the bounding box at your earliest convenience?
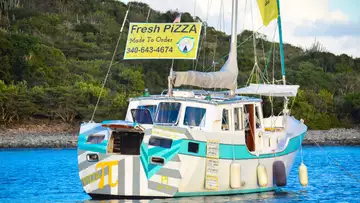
[81,170,101,186]
[96,160,119,189]
[157,176,171,190]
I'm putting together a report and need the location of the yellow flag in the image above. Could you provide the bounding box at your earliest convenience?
[257,0,278,26]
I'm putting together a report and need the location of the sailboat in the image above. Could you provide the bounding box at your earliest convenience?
[77,0,308,199]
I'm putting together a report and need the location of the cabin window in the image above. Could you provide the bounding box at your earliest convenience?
[154,102,181,124]
[86,134,105,144]
[149,136,173,148]
[234,107,243,131]
[138,105,157,119]
[222,109,230,131]
[131,108,153,124]
[255,105,262,128]
[188,142,199,153]
[183,107,206,127]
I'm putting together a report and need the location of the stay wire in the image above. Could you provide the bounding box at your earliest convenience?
[90,3,131,122]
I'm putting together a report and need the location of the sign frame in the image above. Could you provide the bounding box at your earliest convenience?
[123,22,202,60]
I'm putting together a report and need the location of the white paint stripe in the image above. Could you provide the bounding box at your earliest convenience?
[152,128,186,139]
[124,156,133,195]
[139,161,148,196]
[148,189,172,197]
[111,164,118,195]
[78,151,92,163]
[164,160,181,170]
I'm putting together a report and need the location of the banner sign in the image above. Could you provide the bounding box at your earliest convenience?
[123,22,202,60]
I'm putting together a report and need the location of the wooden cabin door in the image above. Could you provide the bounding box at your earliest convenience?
[244,104,255,152]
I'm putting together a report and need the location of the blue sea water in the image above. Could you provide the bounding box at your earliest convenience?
[0,146,359,203]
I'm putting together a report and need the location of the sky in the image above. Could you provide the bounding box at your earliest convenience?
[120,0,360,58]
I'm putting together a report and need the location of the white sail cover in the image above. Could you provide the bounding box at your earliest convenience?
[173,54,238,90]
[171,0,239,92]
[236,83,299,97]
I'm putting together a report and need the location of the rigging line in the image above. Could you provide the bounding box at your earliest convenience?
[194,0,211,71]
[249,0,258,65]
[203,0,212,72]
[211,0,222,75]
[263,23,278,80]
[193,0,196,18]
[193,0,197,71]
[272,23,278,84]
[260,36,266,72]
[242,0,248,32]
[218,0,223,34]
[212,36,218,71]
[90,3,131,122]
[248,0,265,85]
[146,7,151,22]
[311,139,360,183]
[203,25,264,72]
[194,28,205,71]
[222,0,225,32]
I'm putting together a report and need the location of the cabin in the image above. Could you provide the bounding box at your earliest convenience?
[105,89,290,156]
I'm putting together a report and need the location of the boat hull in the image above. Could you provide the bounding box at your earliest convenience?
[77,132,303,199]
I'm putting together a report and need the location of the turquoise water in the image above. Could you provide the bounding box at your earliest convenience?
[0,146,359,202]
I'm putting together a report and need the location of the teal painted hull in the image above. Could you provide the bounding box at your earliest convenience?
[178,131,306,159]
[175,187,275,197]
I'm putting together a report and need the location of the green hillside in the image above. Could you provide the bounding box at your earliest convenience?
[0,0,359,129]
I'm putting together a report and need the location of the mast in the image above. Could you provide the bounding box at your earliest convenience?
[276,0,289,117]
[229,0,238,96]
[276,0,285,85]
[168,0,239,94]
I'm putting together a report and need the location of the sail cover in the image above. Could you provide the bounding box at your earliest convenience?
[172,54,238,90]
[236,83,299,97]
[171,0,239,92]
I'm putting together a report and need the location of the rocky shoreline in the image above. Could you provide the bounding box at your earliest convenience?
[303,128,360,146]
[0,124,359,148]
[0,123,78,148]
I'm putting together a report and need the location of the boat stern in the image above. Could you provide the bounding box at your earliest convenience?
[77,121,183,199]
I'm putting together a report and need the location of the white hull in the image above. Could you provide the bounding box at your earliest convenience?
[77,115,306,198]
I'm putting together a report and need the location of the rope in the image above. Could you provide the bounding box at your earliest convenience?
[90,3,131,122]
[203,0,212,71]
[249,0,258,65]
[194,0,211,71]
[193,0,197,71]
[272,24,278,84]
[203,25,264,73]
[310,139,360,183]
[299,129,304,163]
[209,0,222,87]
[242,0,248,31]
[262,24,277,82]
[222,0,225,32]
[146,7,151,22]
[260,37,266,68]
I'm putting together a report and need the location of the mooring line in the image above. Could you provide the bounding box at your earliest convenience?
[310,139,360,183]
